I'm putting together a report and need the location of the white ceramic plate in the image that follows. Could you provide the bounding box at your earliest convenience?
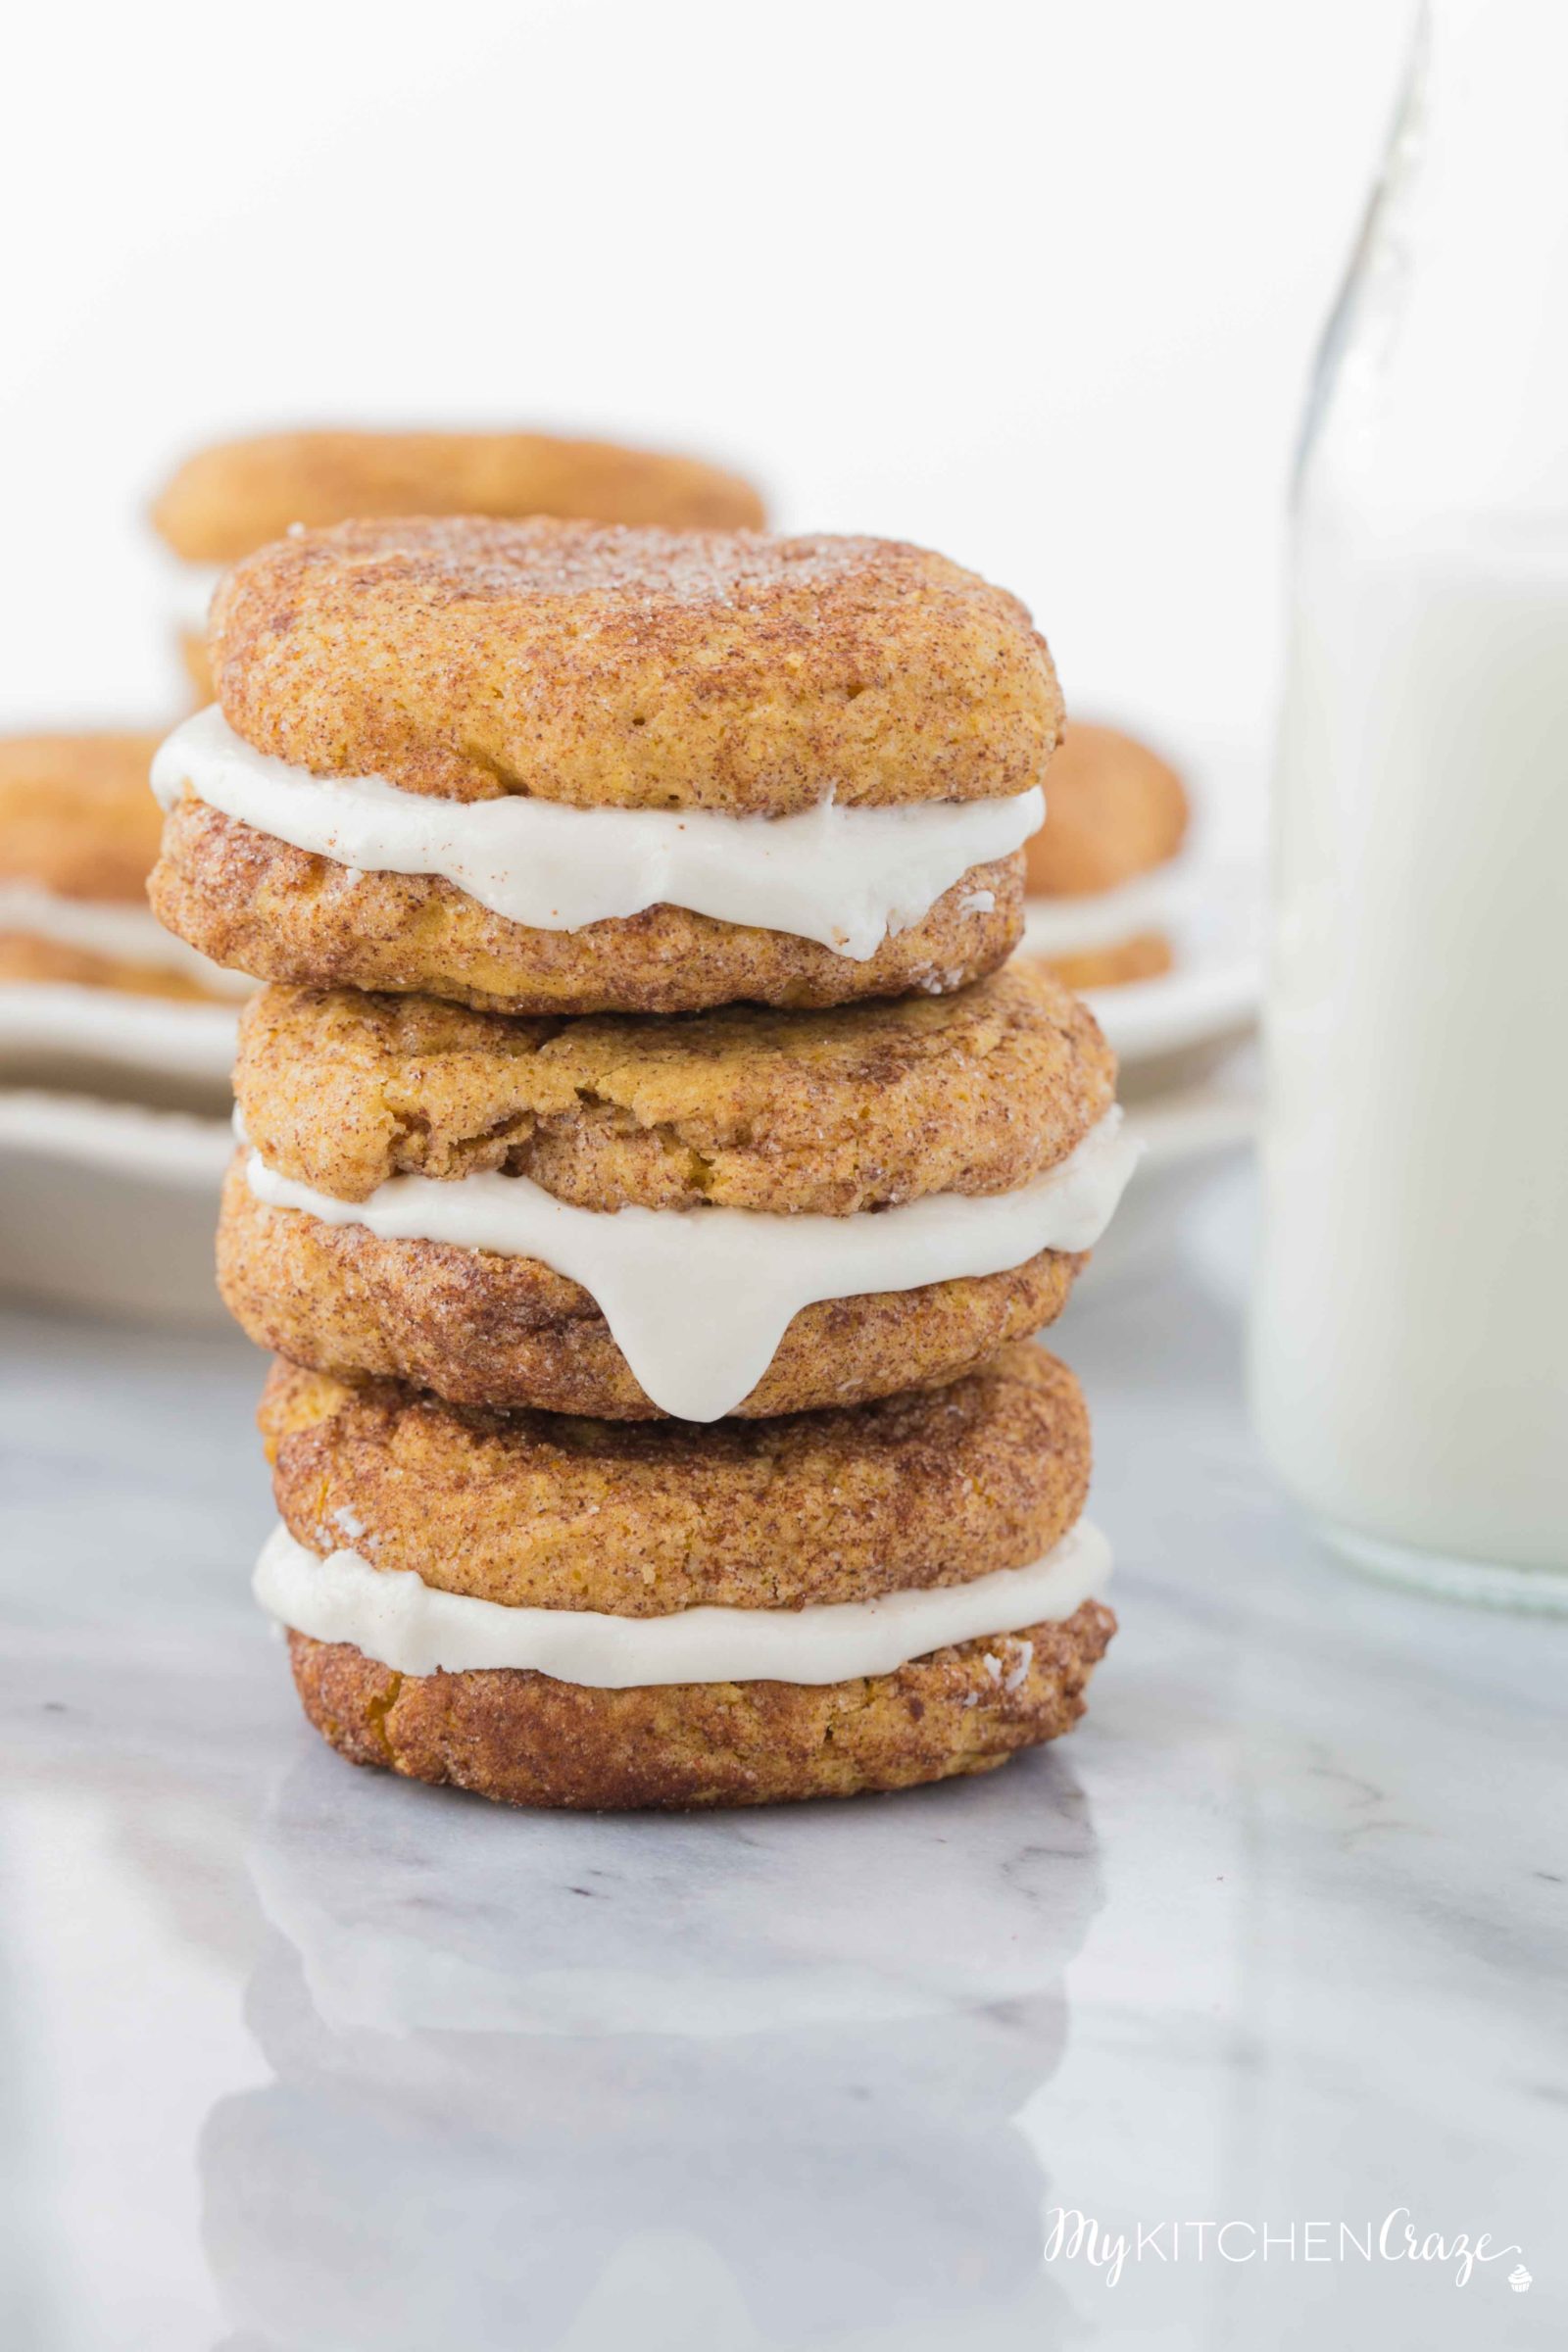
[1023,710,1266,1082]
[0,982,239,1101]
[1021,849,1262,1085]
[0,1089,232,1326]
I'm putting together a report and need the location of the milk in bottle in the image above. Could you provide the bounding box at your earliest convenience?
[1250,0,1568,1605]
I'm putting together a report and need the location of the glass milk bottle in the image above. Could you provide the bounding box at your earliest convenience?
[1250,0,1568,1608]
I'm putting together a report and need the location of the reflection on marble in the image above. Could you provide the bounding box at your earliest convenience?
[202,1750,1100,2349]
[247,1741,1102,2040]
[3,1171,1566,2352]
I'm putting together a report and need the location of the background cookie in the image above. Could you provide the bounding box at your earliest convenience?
[0,731,164,903]
[151,426,766,561]
[0,728,245,1003]
[1023,719,1188,897]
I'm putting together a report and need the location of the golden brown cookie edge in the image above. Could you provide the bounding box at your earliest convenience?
[220,1161,1082,1418]
[286,1600,1116,1809]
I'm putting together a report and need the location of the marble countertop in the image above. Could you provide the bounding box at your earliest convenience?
[1,1165,1561,2352]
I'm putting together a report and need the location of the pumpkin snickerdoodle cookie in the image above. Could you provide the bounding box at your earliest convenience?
[1020,719,1191,989]
[220,962,1135,1420]
[254,1345,1115,1808]
[0,730,245,1004]
[152,427,766,701]
[149,518,1060,1013]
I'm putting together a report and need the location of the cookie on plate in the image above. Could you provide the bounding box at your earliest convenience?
[1020,720,1190,988]
[151,427,766,700]
[0,730,245,1004]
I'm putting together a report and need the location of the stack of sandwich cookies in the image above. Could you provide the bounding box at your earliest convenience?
[150,428,766,702]
[0,731,248,1005]
[148,514,1131,1807]
[1021,719,1191,988]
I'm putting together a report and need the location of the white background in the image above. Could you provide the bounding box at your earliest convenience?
[1,0,1410,764]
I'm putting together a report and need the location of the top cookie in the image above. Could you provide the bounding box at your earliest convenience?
[151,429,765,562]
[0,731,164,901]
[209,518,1064,816]
[1023,720,1189,897]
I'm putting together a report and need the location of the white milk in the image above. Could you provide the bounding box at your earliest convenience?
[1250,1,1568,1592]
[1254,522,1568,1572]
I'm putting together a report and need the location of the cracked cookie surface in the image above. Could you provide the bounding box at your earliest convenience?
[232,961,1115,1212]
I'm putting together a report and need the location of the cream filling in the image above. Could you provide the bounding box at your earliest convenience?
[244,1105,1139,1421]
[0,880,254,998]
[153,707,1043,959]
[253,1516,1110,1687]
[1021,859,1194,959]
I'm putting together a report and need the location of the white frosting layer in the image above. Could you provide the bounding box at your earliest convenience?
[153,707,1043,959]
[253,1516,1110,1687]
[0,881,253,998]
[1020,859,1194,959]
[245,1106,1139,1421]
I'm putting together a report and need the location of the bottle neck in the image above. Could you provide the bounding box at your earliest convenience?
[1306,0,1568,527]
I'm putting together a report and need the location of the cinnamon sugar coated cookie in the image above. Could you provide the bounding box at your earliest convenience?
[151,427,766,563]
[1023,720,1189,897]
[259,1347,1091,1616]
[219,1162,1081,1419]
[232,966,1116,1214]
[0,732,164,902]
[149,802,1024,1015]
[206,518,1063,815]
[286,1608,1115,1810]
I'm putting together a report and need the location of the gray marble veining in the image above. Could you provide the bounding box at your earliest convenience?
[1,1170,1562,2350]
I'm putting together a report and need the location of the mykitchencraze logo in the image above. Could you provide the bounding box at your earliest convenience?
[1043,2208,1527,2290]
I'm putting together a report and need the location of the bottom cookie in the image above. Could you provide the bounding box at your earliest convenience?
[287,1602,1116,1811]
